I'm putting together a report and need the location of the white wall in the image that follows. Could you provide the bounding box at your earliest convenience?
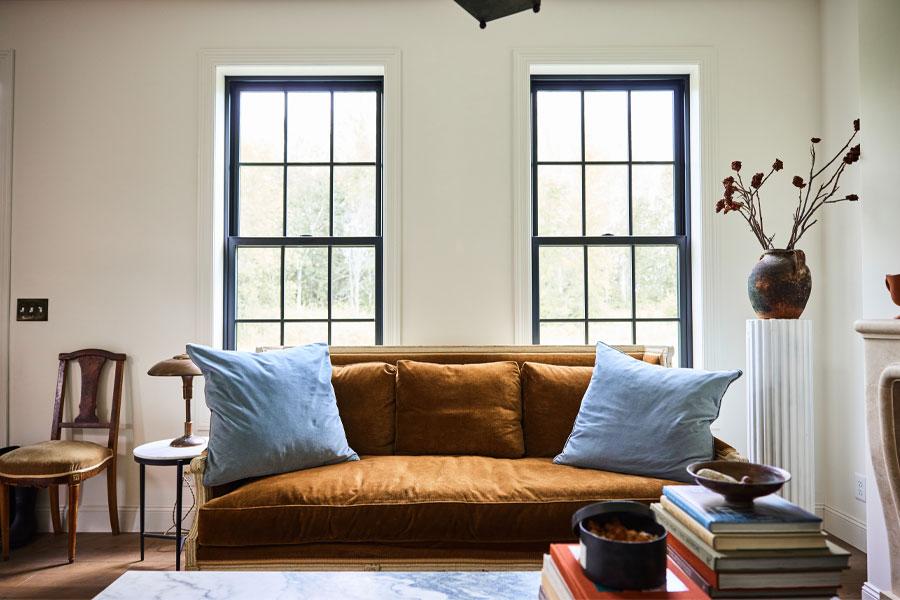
[819,0,867,550]
[0,0,827,531]
[857,0,900,590]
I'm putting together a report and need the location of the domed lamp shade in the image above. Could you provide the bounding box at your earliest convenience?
[147,354,204,447]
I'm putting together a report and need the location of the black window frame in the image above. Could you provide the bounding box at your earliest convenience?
[224,76,384,350]
[530,75,693,366]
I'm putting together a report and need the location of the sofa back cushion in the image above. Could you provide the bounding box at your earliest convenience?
[521,362,593,457]
[332,362,396,455]
[395,360,525,457]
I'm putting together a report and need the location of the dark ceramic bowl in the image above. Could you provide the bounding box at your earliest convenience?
[686,460,791,505]
[572,501,667,591]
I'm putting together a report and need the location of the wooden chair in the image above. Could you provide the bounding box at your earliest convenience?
[0,349,125,563]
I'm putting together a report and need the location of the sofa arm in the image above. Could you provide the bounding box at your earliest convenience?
[184,452,210,570]
[713,437,748,462]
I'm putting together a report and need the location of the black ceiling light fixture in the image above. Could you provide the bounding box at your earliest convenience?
[454,0,541,29]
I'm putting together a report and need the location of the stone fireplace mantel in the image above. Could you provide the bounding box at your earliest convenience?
[855,320,900,600]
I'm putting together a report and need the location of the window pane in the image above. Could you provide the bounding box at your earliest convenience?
[537,165,582,236]
[584,91,628,161]
[236,322,280,352]
[236,247,281,319]
[587,246,632,318]
[332,247,375,319]
[631,91,674,161]
[589,321,633,346]
[540,322,585,344]
[635,246,678,318]
[287,92,330,163]
[539,246,584,319]
[284,247,328,319]
[333,166,376,236]
[585,165,629,236]
[239,166,283,237]
[284,322,328,346]
[636,321,680,366]
[332,321,376,346]
[239,92,284,163]
[334,92,377,163]
[632,164,674,236]
[286,166,329,237]
[536,91,581,161]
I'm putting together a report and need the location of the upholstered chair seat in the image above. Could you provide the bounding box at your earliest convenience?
[0,441,113,479]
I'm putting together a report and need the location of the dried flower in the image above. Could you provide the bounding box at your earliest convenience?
[716,121,861,252]
[723,200,744,214]
[843,144,861,164]
[751,172,764,188]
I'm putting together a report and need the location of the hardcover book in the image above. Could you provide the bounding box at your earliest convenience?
[652,504,848,571]
[655,500,827,551]
[662,486,821,533]
[545,544,709,599]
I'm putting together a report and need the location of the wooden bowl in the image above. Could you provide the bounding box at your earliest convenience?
[686,461,790,505]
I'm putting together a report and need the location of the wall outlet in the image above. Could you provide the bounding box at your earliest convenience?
[854,473,866,502]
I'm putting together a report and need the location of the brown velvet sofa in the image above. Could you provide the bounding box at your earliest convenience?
[184,345,743,571]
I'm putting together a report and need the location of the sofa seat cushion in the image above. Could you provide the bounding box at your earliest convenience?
[197,455,677,547]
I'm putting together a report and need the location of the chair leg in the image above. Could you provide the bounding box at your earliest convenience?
[49,485,62,534]
[1,483,9,560]
[67,483,80,563]
[106,462,119,535]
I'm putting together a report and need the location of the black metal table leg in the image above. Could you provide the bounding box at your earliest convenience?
[175,461,183,571]
[139,463,145,561]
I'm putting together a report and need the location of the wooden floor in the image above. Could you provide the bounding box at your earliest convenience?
[0,533,868,599]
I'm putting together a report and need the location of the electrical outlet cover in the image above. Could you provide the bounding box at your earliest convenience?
[854,473,866,502]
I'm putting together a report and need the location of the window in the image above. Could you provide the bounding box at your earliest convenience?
[531,76,692,365]
[224,77,383,350]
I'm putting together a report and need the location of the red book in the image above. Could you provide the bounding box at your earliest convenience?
[549,544,710,599]
[667,534,718,587]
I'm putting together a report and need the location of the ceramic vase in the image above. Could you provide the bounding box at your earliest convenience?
[748,249,812,319]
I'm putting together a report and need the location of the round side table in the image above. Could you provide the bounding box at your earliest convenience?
[133,438,207,571]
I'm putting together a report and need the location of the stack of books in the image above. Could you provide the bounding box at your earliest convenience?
[653,486,851,598]
[540,543,709,599]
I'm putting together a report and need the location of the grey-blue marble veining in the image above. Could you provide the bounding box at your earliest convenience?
[94,570,542,600]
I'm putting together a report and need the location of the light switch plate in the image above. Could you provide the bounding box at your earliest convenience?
[16,298,48,321]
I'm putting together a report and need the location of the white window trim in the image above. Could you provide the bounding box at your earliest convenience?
[512,47,720,369]
[196,48,403,349]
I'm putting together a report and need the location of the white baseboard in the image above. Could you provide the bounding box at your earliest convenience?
[36,505,195,534]
[815,503,867,551]
[862,582,881,600]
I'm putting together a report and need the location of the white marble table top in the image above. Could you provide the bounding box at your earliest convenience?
[133,438,208,461]
[95,570,541,600]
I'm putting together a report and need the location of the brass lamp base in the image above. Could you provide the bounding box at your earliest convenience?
[170,434,205,448]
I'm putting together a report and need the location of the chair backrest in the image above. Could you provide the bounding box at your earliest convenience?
[50,349,127,453]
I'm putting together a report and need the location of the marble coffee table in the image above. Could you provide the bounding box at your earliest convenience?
[95,570,542,599]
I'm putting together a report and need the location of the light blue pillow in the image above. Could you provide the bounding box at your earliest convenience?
[554,342,741,482]
[186,343,358,487]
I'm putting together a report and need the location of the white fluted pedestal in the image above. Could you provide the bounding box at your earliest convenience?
[746,319,814,511]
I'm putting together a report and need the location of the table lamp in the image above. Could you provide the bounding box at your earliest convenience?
[147,354,204,447]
